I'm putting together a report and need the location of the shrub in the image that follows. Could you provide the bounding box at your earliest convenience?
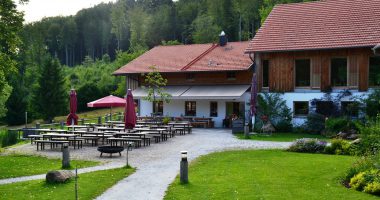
[162,117,170,125]
[363,89,380,119]
[0,130,18,148]
[304,113,326,134]
[288,138,327,153]
[344,154,380,182]
[324,139,351,155]
[364,181,380,195]
[351,119,380,156]
[350,172,367,191]
[325,118,349,133]
[350,169,380,194]
[255,93,292,132]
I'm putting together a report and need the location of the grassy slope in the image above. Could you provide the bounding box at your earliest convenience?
[236,132,328,142]
[165,150,377,200]
[0,167,135,200]
[0,154,99,179]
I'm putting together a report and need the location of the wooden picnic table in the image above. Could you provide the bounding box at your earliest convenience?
[41,133,82,149]
[42,133,79,140]
[96,127,125,132]
[67,125,95,131]
[35,129,68,134]
[113,132,151,146]
[168,122,192,134]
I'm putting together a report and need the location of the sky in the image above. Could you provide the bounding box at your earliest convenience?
[16,0,117,23]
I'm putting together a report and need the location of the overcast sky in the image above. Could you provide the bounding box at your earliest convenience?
[17,0,117,23]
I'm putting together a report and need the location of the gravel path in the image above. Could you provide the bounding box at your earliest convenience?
[2,129,291,199]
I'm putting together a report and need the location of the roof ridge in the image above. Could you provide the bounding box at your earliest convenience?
[181,43,219,71]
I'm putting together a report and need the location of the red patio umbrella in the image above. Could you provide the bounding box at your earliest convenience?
[124,89,136,129]
[66,89,79,125]
[87,95,126,120]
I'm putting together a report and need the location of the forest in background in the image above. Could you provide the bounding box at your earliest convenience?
[2,0,314,125]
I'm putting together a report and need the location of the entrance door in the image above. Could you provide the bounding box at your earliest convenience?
[226,102,244,118]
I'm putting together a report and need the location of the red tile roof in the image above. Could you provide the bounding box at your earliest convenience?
[245,0,380,53]
[113,41,252,75]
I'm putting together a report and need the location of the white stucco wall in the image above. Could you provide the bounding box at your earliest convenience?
[136,92,251,128]
[268,89,369,126]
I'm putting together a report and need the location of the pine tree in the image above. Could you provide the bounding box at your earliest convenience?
[5,77,28,125]
[33,56,68,122]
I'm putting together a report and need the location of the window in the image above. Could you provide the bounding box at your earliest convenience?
[294,101,309,116]
[341,101,359,117]
[186,73,195,81]
[316,101,334,117]
[295,59,311,87]
[226,72,236,80]
[153,101,163,116]
[210,102,218,117]
[185,101,196,116]
[262,60,269,87]
[369,56,380,87]
[330,58,347,87]
[134,100,140,115]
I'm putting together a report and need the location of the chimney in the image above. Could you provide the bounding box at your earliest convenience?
[219,31,227,46]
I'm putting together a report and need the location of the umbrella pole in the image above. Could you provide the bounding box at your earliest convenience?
[110,106,112,121]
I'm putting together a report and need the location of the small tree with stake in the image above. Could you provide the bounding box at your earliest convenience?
[142,66,171,120]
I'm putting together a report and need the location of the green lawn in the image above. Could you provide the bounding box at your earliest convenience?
[0,154,99,179]
[165,150,378,200]
[0,167,135,200]
[236,132,328,142]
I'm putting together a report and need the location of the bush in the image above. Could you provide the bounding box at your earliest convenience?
[324,139,352,155]
[0,130,19,148]
[350,169,380,195]
[364,181,380,195]
[304,113,325,134]
[351,119,380,156]
[363,89,380,119]
[325,118,349,133]
[255,93,292,132]
[350,172,368,191]
[287,138,327,153]
[325,117,361,135]
[344,154,380,182]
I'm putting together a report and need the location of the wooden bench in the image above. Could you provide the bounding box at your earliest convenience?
[121,136,151,146]
[35,140,69,151]
[27,135,42,144]
[77,136,100,146]
[68,139,83,149]
[107,138,142,148]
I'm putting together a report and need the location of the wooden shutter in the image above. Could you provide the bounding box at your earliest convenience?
[348,55,359,88]
[311,57,321,89]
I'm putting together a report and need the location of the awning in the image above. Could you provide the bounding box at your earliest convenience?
[132,85,250,100]
[181,85,250,99]
[132,86,190,99]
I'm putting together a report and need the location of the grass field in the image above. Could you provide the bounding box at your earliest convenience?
[0,154,99,179]
[236,132,328,142]
[0,167,134,200]
[165,150,377,200]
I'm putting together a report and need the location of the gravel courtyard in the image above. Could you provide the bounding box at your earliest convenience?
[6,129,291,200]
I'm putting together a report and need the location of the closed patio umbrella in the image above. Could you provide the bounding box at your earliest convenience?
[124,89,136,129]
[66,89,79,125]
[87,95,126,121]
[250,72,258,130]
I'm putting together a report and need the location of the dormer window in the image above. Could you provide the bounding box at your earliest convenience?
[226,72,236,80]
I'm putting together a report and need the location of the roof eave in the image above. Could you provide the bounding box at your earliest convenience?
[245,45,377,54]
